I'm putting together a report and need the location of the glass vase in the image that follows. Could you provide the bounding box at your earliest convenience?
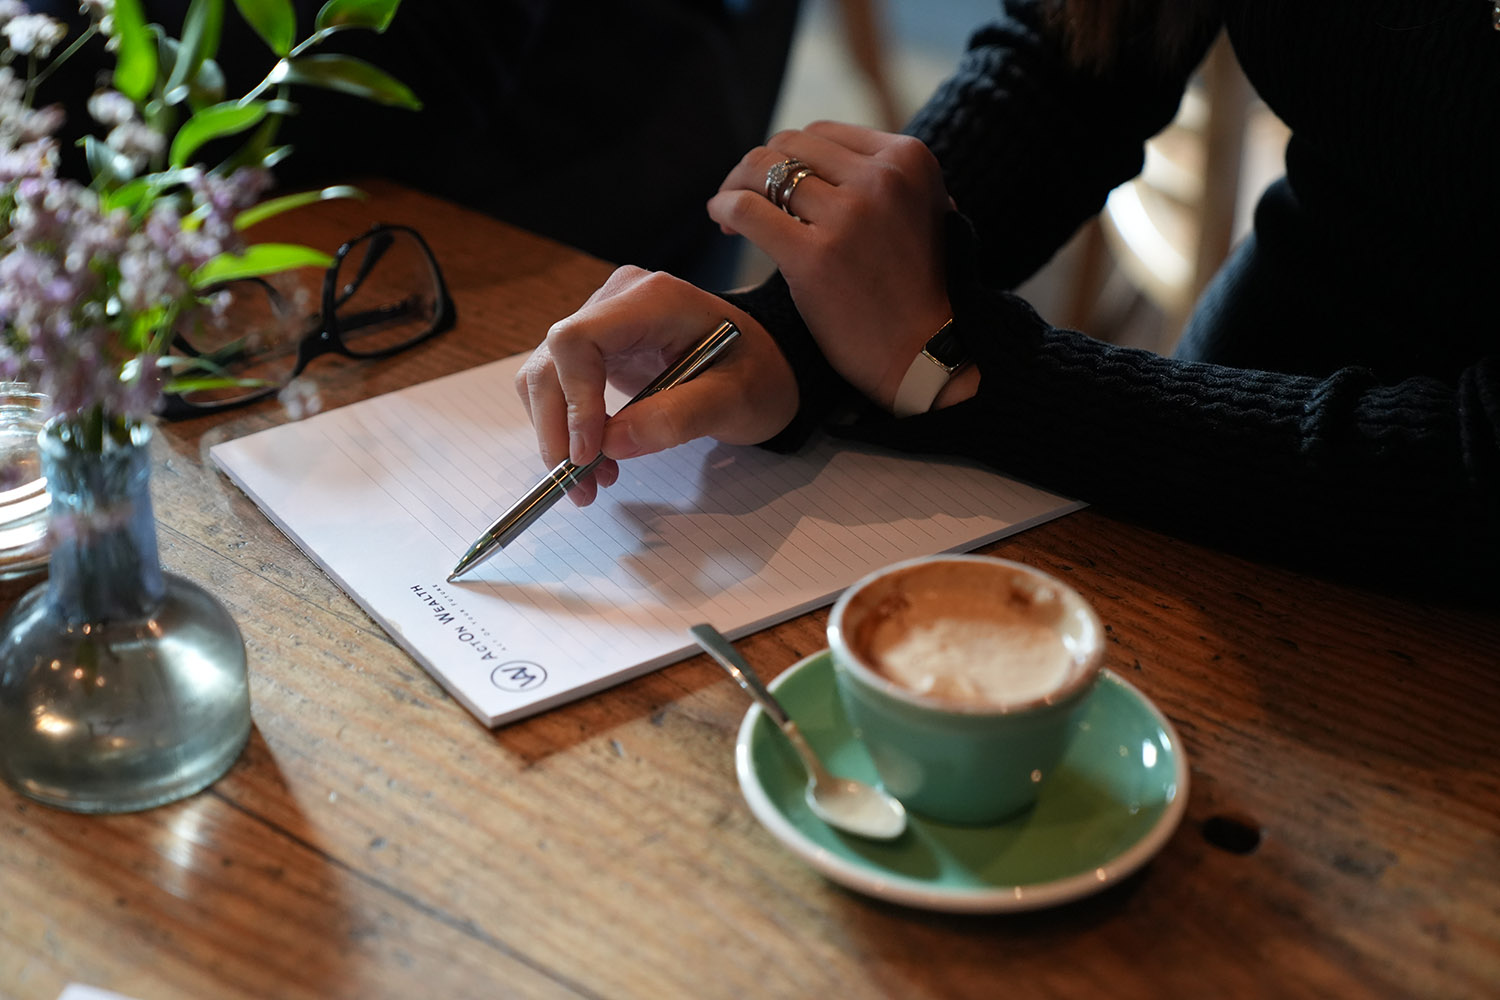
[0,417,250,813]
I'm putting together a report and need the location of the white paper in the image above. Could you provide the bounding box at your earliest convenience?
[59,986,142,1000]
[210,354,1082,726]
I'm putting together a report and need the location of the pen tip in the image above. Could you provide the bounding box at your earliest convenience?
[446,571,461,584]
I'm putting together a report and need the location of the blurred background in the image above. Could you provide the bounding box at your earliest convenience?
[747,0,1290,357]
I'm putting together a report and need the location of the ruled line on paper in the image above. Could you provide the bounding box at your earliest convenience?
[209,353,1083,727]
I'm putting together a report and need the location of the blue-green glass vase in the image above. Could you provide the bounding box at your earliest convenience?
[0,417,250,813]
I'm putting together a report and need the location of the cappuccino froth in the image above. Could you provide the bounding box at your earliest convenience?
[848,562,1082,708]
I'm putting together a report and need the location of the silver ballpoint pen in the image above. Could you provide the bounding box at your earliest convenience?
[447,319,741,582]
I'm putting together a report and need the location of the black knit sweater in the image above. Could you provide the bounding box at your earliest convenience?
[725,0,1500,601]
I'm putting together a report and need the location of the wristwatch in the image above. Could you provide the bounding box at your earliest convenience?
[892,320,967,418]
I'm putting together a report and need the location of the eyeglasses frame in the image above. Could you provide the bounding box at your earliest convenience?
[159,222,457,420]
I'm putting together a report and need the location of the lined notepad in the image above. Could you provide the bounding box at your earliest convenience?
[210,353,1082,726]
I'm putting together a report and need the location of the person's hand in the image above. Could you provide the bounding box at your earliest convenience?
[515,266,798,506]
[708,121,957,412]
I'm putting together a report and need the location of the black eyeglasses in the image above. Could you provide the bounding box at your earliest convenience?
[160,223,456,419]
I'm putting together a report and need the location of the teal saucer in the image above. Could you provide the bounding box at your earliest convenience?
[735,650,1189,913]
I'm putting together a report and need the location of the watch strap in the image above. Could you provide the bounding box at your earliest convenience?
[892,320,965,418]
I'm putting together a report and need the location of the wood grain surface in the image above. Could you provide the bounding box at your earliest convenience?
[2,182,1496,1000]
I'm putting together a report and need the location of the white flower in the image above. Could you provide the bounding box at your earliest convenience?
[0,137,55,181]
[0,2,27,30]
[79,0,115,39]
[3,13,66,58]
[86,89,135,127]
[105,119,163,168]
[278,378,323,420]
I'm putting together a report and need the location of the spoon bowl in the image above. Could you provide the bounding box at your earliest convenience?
[690,624,907,841]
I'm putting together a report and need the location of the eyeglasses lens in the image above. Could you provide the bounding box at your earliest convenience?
[333,227,442,356]
[173,277,311,407]
[169,226,443,410]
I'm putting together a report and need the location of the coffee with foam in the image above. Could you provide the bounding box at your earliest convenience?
[830,555,1105,823]
[846,560,1089,709]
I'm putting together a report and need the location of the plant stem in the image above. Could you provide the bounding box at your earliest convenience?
[238,26,346,105]
[28,24,99,97]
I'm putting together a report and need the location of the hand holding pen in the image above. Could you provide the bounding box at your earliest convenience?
[450,319,741,580]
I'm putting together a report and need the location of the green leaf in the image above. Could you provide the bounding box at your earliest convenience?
[212,104,298,172]
[166,0,226,101]
[157,354,222,373]
[215,114,278,172]
[270,54,421,109]
[234,184,365,230]
[159,37,188,105]
[314,0,401,32]
[193,243,334,286]
[188,58,228,110]
[165,373,276,393]
[169,101,269,167]
[232,0,296,57]
[112,0,159,103]
[83,136,138,187]
[126,303,169,352]
[100,168,195,214]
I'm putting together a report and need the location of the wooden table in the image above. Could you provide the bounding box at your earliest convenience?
[3,181,1497,1000]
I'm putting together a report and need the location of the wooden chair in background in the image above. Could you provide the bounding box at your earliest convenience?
[1065,34,1284,354]
[832,0,906,132]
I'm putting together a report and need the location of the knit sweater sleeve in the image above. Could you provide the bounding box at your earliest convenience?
[906,0,1222,286]
[835,218,1500,596]
[720,272,860,453]
[726,0,1498,597]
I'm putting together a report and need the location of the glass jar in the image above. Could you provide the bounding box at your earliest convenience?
[0,417,250,812]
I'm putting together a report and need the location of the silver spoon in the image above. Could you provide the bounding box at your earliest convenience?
[690,624,907,841]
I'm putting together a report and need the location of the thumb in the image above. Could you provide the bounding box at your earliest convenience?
[600,369,768,460]
[599,388,702,461]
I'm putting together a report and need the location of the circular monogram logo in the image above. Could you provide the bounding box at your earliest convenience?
[490,661,547,692]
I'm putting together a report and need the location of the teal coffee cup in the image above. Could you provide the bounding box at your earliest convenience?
[828,555,1105,825]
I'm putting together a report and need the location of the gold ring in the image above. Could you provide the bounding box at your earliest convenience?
[776,166,815,218]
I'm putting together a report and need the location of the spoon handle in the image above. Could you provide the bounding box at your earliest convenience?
[688,624,790,728]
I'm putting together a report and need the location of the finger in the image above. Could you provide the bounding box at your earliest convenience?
[801,119,903,156]
[564,270,730,376]
[601,356,794,459]
[710,142,844,242]
[594,457,619,490]
[765,127,873,184]
[515,351,574,470]
[717,134,863,198]
[543,321,612,467]
[803,125,946,211]
[523,266,649,467]
[561,454,619,510]
[515,350,610,506]
[767,163,825,222]
[707,188,823,261]
[717,131,892,232]
[544,268,719,466]
[598,382,717,460]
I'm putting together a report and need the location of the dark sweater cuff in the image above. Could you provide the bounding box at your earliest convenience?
[720,271,858,452]
[831,210,1047,445]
